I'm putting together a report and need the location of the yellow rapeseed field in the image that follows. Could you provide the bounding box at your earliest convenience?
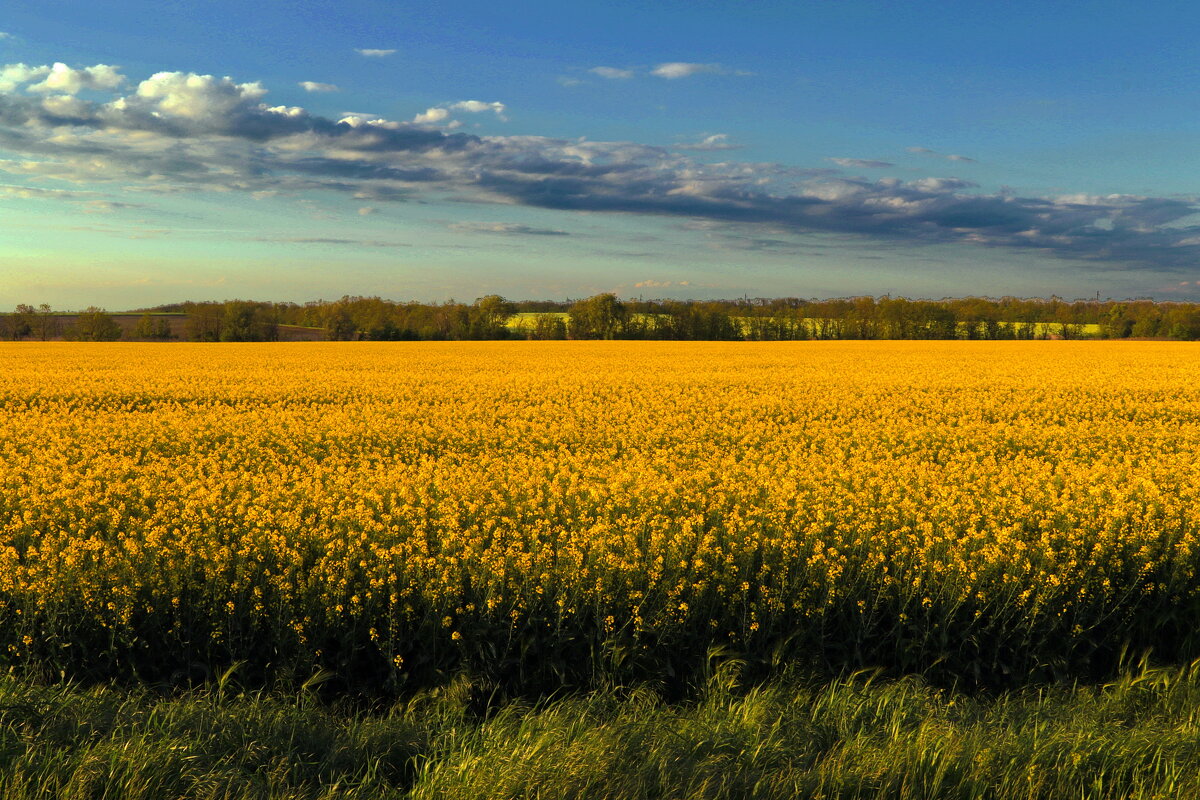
[1,341,1198,689]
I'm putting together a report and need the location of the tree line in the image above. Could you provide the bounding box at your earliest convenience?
[0,304,130,342]
[5,294,1200,341]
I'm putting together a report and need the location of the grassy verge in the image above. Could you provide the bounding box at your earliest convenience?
[2,662,1199,799]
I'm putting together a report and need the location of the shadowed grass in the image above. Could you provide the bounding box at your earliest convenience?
[0,662,1199,798]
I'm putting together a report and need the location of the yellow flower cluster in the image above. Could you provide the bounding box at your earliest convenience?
[1,341,1198,685]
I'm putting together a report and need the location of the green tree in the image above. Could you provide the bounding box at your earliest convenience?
[568,293,628,339]
[846,296,879,339]
[1167,308,1200,340]
[220,301,279,342]
[660,301,739,340]
[33,304,59,340]
[530,313,567,340]
[133,313,173,340]
[1058,322,1084,340]
[8,304,34,340]
[469,295,515,339]
[1131,311,1162,338]
[71,307,122,341]
[184,303,223,341]
[323,302,358,340]
[1101,304,1134,339]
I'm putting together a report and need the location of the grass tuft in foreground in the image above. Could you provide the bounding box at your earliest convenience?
[1,663,1199,799]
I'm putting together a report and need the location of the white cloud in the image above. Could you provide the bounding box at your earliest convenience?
[332,114,412,131]
[651,62,723,79]
[557,76,582,87]
[1,62,124,94]
[265,104,305,117]
[413,107,450,124]
[337,111,380,124]
[357,206,377,216]
[0,32,11,40]
[907,176,978,193]
[415,100,507,125]
[450,100,506,117]
[0,63,51,91]
[127,71,266,121]
[299,81,339,93]
[355,48,396,57]
[676,133,740,151]
[27,62,123,94]
[589,66,634,79]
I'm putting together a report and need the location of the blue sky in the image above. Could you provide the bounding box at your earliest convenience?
[3,0,1200,308]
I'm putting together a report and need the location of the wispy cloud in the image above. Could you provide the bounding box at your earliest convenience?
[635,279,691,288]
[576,63,750,82]
[449,222,569,236]
[80,199,142,213]
[589,66,634,80]
[676,133,741,151]
[651,62,725,79]
[299,81,339,93]
[0,183,98,200]
[249,236,410,247]
[355,48,396,57]
[908,146,977,163]
[829,157,894,169]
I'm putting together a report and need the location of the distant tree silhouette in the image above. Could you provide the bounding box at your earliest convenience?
[70,307,122,341]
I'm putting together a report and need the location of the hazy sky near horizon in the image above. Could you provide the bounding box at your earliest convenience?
[4,0,1200,308]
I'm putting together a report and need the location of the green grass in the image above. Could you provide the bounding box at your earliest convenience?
[2,660,1200,799]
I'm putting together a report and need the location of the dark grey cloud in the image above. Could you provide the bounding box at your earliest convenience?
[3,62,1200,272]
[285,158,444,183]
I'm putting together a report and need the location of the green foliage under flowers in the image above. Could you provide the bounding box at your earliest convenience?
[1,659,1200,799]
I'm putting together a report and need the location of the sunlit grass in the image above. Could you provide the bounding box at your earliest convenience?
[1,663,1199,799]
